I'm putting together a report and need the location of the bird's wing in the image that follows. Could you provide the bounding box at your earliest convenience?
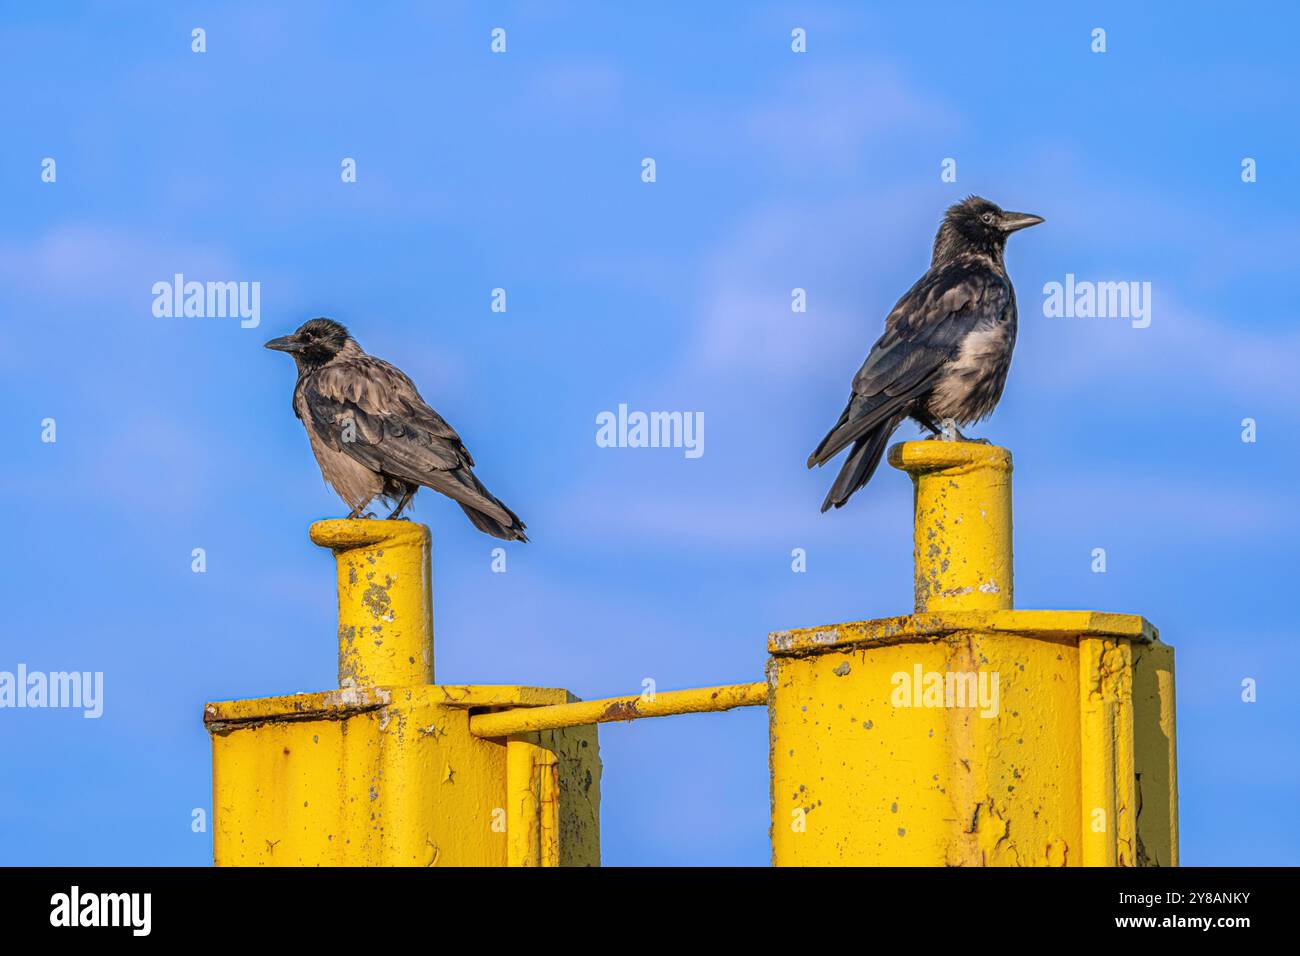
[809,261,1009,466]
[854,261,1009,397]
[300,357,514,525]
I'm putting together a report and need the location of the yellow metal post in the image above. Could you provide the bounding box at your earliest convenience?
[205,442,1175,867]
[899,442,1013,612]
[311,519,433,688]
[768,441,1177,866]
[506,735,543,867]
[504,733,563,867]
[204,520,601,866]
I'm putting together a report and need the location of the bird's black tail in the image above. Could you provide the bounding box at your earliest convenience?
[453,468,529,542]
[459,499,528,542]
[819,413,901,512]
[416,461,529,541]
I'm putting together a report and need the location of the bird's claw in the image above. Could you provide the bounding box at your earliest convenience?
[936,419,991,444]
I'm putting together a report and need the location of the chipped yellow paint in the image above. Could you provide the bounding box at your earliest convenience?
[312,519,433,688]
[505,734,564,867]
[1079,637,1135,866]
[506,735,542,867]
[1132,641,1179,866]
[889,441,1013,612]
[769,609,1158,655]
[206,442,1176,867]
[205,522,601,866]
[767,441,1178,867]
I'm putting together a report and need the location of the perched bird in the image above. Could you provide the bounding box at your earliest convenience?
[265,319,527,541]
[808,196,1043,511]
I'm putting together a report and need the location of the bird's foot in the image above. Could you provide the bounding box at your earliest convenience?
[345,508,377,520]
[386,488,416,521]
[936,419,991,443]
[916,414,945,440]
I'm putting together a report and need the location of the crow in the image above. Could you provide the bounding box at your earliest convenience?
[265,319,528,541]
[807,196,1043,512]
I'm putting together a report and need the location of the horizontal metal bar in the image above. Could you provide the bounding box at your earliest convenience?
[469,682,767,738]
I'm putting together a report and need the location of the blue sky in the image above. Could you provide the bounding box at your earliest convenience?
[1,1,1296,865]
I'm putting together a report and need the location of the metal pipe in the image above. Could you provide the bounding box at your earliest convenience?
[470,682,767,738]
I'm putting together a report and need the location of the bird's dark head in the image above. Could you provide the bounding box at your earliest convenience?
[933,196,1043,264]
[264,318,353,366]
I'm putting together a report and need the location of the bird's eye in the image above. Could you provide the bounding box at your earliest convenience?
[981,212,995,224]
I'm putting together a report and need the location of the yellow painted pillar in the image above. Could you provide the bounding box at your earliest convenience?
[310,519,433,688]
[505,733,563,867]
[894,442,1013,612]
[204,520,600,866]
[768,441,1177,867]
[506,735,542,867]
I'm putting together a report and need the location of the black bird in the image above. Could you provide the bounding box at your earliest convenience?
[265,319,528,541]
[808,196,1043,511]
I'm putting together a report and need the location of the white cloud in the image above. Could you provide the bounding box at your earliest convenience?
[0,224,236,303]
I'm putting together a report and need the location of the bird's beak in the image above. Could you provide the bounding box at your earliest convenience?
[264,335,301,353]
[999,212,1045,233]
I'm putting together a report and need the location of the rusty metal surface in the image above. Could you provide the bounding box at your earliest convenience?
[767,441,1177,867]
[204,440,1176,868]
[205,520,601,866]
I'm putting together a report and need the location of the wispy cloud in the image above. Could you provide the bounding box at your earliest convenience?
[743,62,958,172]
[0,224,237,304]
[686,189,934,379]
[1017,296,1300,410]
[520,61,625,121]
